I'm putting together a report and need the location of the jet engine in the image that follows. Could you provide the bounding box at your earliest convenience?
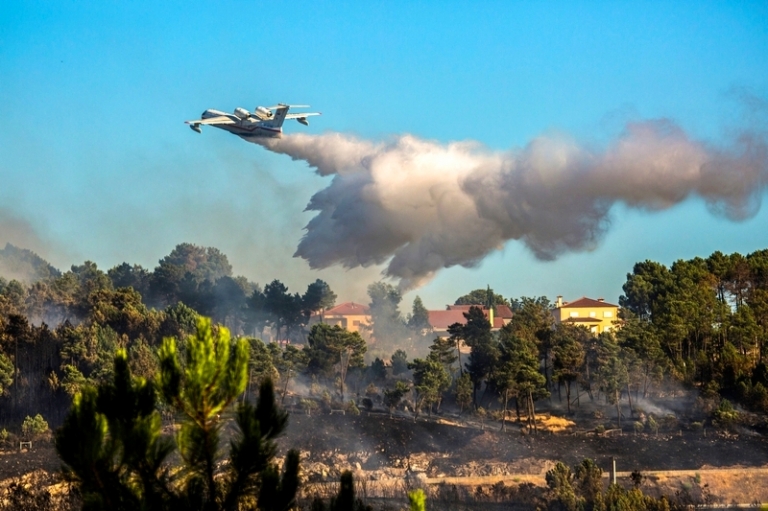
[234,107,250,120]
[297,117,309,126]
[254,106,273,120]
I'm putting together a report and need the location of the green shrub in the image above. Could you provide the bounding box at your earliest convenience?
[21,414,49,439]
[713,398,740,427]
[647,415,659,435]
[661,414,678,430]
[408,489,426,511]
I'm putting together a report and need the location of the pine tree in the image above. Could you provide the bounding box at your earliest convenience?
[56,317,300,511]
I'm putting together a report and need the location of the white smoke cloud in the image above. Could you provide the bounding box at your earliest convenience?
[258,114,768,290]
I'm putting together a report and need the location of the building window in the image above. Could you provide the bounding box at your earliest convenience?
[603,311,613,318]
[570,312,579,318]
[589,311,596,318]
[353,320,360,326]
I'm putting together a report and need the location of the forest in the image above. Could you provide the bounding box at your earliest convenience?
[1,241,768,437]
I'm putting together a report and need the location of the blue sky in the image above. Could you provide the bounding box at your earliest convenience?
[1,1,767,309]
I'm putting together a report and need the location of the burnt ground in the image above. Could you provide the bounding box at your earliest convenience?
[1,410,767,496]
[278,411,768,475]
[0,444,61,481]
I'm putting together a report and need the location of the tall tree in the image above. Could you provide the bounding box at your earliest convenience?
[428,336,459,377]
[263,280,304,342]
[507,296,554,389]
[302,279,337,323]
[408,355,450,415]
[305,324,366,401]
[596,335,629,428]
[616,313,666,398]
[458,306,498,407]
[494,326,547,431]
[407,296,432,334]
[552,324,587,414]
[390,349,409,376]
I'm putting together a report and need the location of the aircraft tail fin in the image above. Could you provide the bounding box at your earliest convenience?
[263,105,289,129]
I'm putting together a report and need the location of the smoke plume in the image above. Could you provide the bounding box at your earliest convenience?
[258,116,768,290]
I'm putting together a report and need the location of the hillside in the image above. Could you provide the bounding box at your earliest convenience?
[0,243,60,283]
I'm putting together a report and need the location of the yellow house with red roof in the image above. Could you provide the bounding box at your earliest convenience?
[551,296,619,334]
[312,301,371,335]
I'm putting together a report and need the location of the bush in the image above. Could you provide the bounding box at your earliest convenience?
[300,398,319,416]
[647,415,659,435]
[661,414,678,431]
[21,414,49,439]
[633,421,644,434]
[713,399,740,428]
[408,489,426,511]
[595,424,606,435]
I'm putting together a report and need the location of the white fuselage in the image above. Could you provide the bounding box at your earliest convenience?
[202,109,282,140]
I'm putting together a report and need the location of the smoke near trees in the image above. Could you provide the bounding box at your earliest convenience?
[3,239,768,443]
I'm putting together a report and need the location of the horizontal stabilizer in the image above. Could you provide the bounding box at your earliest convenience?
[184,116,236,126]
[285,112,321,119]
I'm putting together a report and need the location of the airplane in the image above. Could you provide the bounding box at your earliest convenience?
[185,103,321,140]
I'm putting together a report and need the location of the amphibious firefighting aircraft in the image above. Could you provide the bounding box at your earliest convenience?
[185,103,320,140]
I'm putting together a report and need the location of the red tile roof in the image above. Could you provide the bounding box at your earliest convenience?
[325,302,370,316]
[429,308,508,330]
[558,297,618,309]
[428,310,468,330]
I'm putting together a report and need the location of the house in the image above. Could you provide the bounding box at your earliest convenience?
[311,301,371,335]
[428,304,514,336]
[551,296,619,334]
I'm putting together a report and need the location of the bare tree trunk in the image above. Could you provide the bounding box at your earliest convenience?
[282,370,291,404]
[529,392,538,433]
[501,390,508,432]
[456,338,463,375]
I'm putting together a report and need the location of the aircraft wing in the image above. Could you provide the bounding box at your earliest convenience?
[185,115,236,126]
[284,112,321,119]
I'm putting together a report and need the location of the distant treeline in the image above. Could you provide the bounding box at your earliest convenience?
[1,242,768,432]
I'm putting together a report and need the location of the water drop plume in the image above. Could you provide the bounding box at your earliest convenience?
[258,109,768,290]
